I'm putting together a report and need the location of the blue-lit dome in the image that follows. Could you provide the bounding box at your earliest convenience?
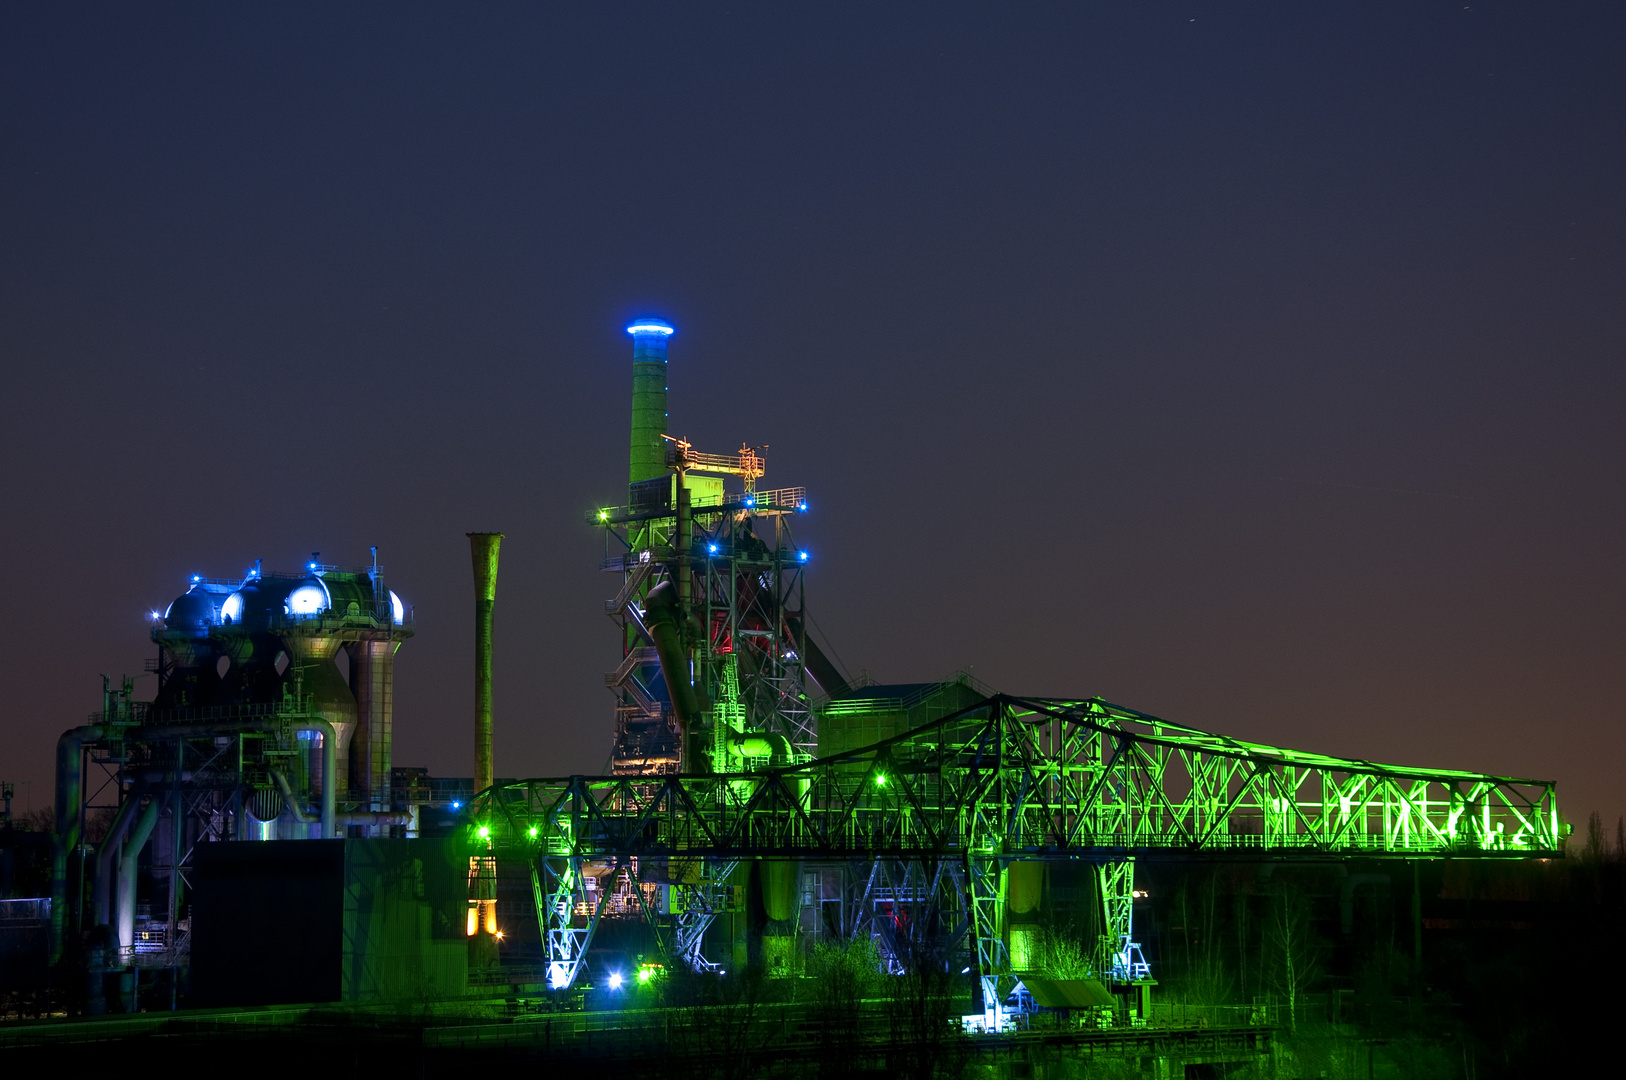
[285,578,331,617]
[221,582,280,628]
[164,590,217,631]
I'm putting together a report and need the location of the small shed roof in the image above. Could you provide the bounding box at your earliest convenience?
[1021,977,1116,1009]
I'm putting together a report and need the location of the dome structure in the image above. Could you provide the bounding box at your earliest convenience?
[163,589,218,631]
[284,578,331,617]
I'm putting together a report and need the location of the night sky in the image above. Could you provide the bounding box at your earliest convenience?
[3,4,1622,830]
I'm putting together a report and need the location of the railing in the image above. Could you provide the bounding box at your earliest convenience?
[0,898,50,924]
[593,486,811,525]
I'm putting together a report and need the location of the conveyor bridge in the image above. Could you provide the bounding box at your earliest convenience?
[470,694,1560,1018]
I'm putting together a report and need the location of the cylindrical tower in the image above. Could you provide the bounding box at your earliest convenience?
[468,532,504,795]
[627,318,674,485]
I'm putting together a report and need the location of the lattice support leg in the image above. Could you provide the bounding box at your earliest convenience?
[966,855,1012,1029]
[1097,858,1150,982]
[672,858,739,973]
[533,856,606,990]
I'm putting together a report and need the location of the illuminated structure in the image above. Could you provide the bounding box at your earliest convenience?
[50,555,413,1009]
[41,315,1568,1035]
[475,694,1560,1018]
[601,318,841,775]
[465,315,1565,1027]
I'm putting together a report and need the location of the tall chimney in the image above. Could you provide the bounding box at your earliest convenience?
[468,532,503,794]
[626,318,674,486]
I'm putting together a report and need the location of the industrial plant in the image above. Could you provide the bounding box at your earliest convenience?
[0,319,1577,1076]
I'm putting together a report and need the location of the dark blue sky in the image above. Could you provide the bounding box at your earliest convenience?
[3,3,1622,827]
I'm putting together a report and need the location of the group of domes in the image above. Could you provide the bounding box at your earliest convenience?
[160,570,405,635]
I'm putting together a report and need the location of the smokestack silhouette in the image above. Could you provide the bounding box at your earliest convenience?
[468,532,503,794]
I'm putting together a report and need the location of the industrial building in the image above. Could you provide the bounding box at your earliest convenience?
[47,555,420,1011]
[9,316,1567,1075]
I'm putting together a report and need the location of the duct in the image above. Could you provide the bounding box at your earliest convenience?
[282,629,357,799]
[93,784,146,929]
[335,811,412,828]
[787,618,849,699]
[468,532,503,796]
[132,720,337,837]
[170,720,334,836]
[271,769,315,824]
[726,731,792,764]
[51,724,104,962]
[114,797,160,962]
[642,581,704,736]
[352,638,396,810]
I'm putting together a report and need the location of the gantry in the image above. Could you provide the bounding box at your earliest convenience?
[470,692,1560,1021]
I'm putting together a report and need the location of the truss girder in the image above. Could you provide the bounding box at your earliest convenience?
[473,694,1561,862]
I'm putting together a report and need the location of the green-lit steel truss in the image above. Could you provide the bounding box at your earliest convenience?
[470,693,1561,1012]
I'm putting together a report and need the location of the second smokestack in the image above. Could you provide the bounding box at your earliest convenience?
[468,532,503,795]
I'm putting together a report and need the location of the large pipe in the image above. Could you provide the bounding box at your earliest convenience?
[56,717,338,960]
[643,581,706,746]
[93,784,145,929]
[468,532,504,796]
[51,724,103,962]
[626,318,674,485]
[114,797,160,961]
[726,731,792,764]
[335,811,413,828]
[353,639,396,812]
[148,720,337,838]
[271,769,315,824]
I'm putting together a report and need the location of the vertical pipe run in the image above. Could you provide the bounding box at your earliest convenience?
[51,725,103,962]
[355,639,397,812]
[115,797,161,961]
[469,532,504,796]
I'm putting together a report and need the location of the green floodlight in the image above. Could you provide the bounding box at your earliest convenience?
[874,773,888,788]
[527,825,539,838]
[476,825,491,840]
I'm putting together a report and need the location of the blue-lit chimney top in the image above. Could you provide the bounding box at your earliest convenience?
[626,318,674,336]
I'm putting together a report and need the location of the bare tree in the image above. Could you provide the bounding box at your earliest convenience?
[659,964,778,1080]
[1174,870,1231,1005]
[885,934,967,1080]
[806,937,880,1079]
[1264,883,1320,1033]
[1581,810,1607,864]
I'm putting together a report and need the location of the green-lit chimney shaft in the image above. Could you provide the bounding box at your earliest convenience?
[626,319,674,485]
[468,532,503,794]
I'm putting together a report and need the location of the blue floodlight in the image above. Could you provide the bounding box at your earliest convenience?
[797,502,807,512]
[190,575,200,583]
[609,971,624,990]
[626,319,674,336]
[708,544,718,554]
[799,551,809,562]
[451,801,461,809]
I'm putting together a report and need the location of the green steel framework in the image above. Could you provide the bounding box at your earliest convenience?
[470,693,1561,1013]
[599,478,817,772]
